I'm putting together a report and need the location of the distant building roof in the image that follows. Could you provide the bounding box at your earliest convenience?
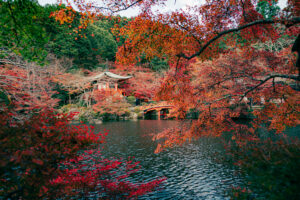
[88,71,132,81]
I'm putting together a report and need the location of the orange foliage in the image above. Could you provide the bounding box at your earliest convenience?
[92,90,131,116]
[155,47,299,151]
[126,70,162,100]
[113,14,199,65]
[52,0,300,152]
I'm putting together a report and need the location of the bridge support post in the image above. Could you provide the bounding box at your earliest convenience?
[157,109,161,120]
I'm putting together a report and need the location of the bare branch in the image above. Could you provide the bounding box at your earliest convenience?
[0,75,25,81]
[0,59,27,69]
[210,94,243,104]
[91,0,143,14]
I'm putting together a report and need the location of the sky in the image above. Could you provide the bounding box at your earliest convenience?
[38,0,288,18]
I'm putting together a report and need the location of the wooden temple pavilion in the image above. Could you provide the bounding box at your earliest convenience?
[88,71,132,93]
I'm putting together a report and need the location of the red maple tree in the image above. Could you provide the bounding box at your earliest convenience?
[0,52,165,199]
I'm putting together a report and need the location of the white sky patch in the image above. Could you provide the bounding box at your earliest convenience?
[39,0,288,18]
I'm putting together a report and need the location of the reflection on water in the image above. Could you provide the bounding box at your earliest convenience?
[95,120,242,199]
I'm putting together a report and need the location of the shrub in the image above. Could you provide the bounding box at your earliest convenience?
[0,108,165,199]
[126,95,136,105]
[0,109,102,199]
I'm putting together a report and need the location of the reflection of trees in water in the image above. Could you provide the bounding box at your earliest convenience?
[144,108,170,120]
[144,110,158,120]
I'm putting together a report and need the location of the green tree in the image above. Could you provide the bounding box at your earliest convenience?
[0,0,49,62]
[88,21,118,61]
[44,8,121,69]
[256,0,280,19]
[149,56,169,71]
[43,5,79,59]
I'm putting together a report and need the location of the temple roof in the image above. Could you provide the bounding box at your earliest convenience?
[88,71,132,81]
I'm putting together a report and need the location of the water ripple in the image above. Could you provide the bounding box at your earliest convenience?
[96,120,242,199]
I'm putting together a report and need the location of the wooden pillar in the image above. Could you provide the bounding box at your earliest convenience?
[114,83,118,90]
[157,109,161,120]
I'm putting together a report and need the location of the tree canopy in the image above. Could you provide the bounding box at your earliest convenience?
[2,0,299,158]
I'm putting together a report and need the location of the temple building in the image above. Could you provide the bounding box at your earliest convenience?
[88,71,132,93]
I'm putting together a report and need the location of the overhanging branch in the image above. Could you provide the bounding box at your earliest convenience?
[176,17,300,60]
[241,74,299,101]
[195,74,298,106]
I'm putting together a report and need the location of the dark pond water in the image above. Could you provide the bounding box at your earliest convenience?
[96,120,243,199]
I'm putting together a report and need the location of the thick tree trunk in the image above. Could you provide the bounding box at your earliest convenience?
[292,34,300,77]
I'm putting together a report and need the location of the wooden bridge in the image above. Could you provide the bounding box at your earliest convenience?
[141,102,174,120]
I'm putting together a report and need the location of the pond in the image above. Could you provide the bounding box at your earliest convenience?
[95,120,243,199]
